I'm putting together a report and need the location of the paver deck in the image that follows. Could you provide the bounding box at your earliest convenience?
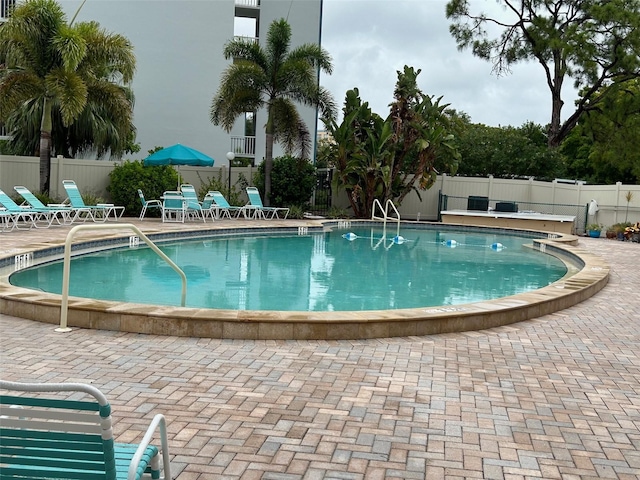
[1,219,638,479]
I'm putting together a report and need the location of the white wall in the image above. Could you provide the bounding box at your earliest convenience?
[2,155,639,231]
[57,0,323,167]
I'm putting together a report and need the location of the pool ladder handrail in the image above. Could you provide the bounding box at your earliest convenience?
[57,224,187,333]
[371,199,401,238]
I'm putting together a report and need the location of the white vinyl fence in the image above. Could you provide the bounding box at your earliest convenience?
[1,155,639,230]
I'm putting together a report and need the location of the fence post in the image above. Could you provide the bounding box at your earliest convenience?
[615,181,622,224]
[55,155,64,199]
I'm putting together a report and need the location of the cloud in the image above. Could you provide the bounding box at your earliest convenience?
[319,0,578,127]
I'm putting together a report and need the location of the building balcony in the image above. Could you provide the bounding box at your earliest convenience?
[233,35,258,44]
[235,0,259,19]
[0,123,12,141]
[1,0,15,20]
[230,136,256,158]
[235,0,260,8]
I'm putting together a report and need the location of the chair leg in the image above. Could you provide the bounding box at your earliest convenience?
[140,205,147,220]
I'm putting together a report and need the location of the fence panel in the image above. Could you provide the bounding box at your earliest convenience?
[2,155,639,228]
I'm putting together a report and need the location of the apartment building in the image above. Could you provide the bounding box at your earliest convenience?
[45,0,324,165]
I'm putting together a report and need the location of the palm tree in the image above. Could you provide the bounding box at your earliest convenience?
[0,0,135,193]
[211,18,335,206]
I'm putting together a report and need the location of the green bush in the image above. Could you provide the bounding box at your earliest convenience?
[108,160,178,217]
[287,205,305,219]
[326,206,349,219]
[254,155,316,207]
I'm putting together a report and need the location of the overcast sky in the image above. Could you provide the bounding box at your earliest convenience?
[317,0,578,127]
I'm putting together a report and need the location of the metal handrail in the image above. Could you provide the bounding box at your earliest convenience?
[371,199,401,238]
[57,224,187,332]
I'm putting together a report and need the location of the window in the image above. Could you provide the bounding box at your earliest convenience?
[244,112,256,137]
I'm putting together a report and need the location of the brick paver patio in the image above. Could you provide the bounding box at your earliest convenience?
[1,224,638,479]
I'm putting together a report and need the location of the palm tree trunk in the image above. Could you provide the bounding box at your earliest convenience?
[264,109,274,207]
[39,98,53,194]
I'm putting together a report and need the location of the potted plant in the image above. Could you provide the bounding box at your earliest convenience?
[609,222,632,240]
[587,223,602,238]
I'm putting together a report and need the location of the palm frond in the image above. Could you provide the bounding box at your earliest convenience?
[52,23,87,71]
[223,38,267,70]
[46,68,87,125]
[0,71,44,120]
[210,63,266,130]
[271,98,311,158]
[265,19,292,68]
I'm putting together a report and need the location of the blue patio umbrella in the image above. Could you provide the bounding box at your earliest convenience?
[144,143,214,187]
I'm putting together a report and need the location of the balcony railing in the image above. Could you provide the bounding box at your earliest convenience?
[1,0,15,20]
[230,136,256,158]
[0,123,12,140]
[235,0,260,7]
[233,35,258,44]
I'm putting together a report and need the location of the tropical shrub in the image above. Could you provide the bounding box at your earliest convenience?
[196,170,248,206]
[108,160,178,216]
[254,155,316,207]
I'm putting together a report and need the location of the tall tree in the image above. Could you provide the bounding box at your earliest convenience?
[211,18,336,206]
[455,121,566,180]
[446,0,640,148]
[0,0,135,193]
[324,67,460,218]
[562,80,640,184]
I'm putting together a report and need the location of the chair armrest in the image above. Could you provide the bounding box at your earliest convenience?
[128,414,171,480]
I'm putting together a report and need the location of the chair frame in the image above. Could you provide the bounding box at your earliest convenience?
[138,189,162,220]
[161,191,187,223]
[208,191,243,219]
[13,186,73,225]
[0,379,171,480]
[179,184,206,222]
[0,189,55,228]
[245,186,290,219]
[62,180,125,222]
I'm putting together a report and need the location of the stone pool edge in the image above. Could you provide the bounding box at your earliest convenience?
[0,222,609,340]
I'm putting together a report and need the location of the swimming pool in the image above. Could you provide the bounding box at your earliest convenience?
[0,220,609,339]
[10,226,568,311]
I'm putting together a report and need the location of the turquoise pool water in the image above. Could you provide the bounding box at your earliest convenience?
[10,227,568,311]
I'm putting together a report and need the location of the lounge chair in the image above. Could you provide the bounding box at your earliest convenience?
[1,207,36,232]
[179,184,206,222]
[246,186,289,219]
[201,192,218,221]
[62,180,125,222]
[138,189,162,220]
[161,190,186,223]
[0,380,172,480]
[0,188,52,228]
[208,191,243,219]
[14,185,73,225]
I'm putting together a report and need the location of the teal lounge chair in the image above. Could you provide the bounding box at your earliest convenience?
[246,186,289,219]
[208,191,243,219]
[138,189,162,220]
[0,188,50,228]
[14,185,73,225]
[201,192,219,221]
[179,184,206,222]
[161,191,186,223]
[62,180,125,222]
[1,207,36,231]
